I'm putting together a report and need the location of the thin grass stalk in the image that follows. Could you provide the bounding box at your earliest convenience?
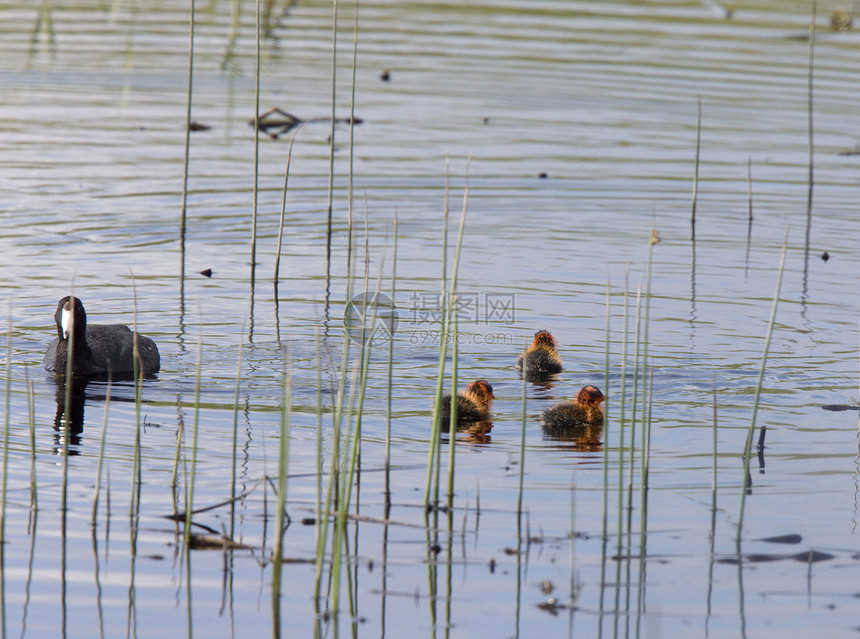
[130,277,142,517]
[61,291,76,514]
[229,335,244,539]
[26,375,37,512]
[637,229,657,527]
[171,395,185,490]
[273,138,295,283]
[446,295,458,507]
[314,324,324,553]
[516,336,527,517]
[424,173,469,506]
[691,95,701,243]
[598,279,611,638]
[272,364,291,583]
[426,175,451,509]
[569,478,576,606]
[637,365,654,580]
[347,1,358,230]
[221,0,240,67]
[1,316,11,545]
[806,5,815,218]
[250,0,262,292]
[615,268,629,561]
[324,228,367,604]
[313,253,356,605]
[179,0,195,281]
[184,332,203,546]
[736,239,787,542]
[91,378,113,527]
[324,0,338,270]
[626,280,643,534]
[332,257,384,612]
[711,381,718,527]
[601,277,610,540]
[745,157,753,275]
[330,359,361,612]
[385,213,398,512]
[441,160,449,297]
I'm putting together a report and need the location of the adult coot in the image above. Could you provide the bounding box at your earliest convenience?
[43,296,160,376]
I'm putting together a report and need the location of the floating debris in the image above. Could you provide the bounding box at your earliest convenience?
[822,404,859,411]
[536,598,566,616]
[380,69,390,82]
[188,534,254,551]
[758,534,802,545]
[821,251,830,262]
[250,107,363,140]
[717,549,836,564]
[831,8,853,32]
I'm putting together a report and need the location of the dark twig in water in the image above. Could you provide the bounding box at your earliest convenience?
[756,426,766,474]
[756,425,767,453]
[249,107,363,140]
[821,404,860,411]
[745,156,753,276]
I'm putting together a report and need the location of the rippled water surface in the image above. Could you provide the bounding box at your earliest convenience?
[2,0,860,637]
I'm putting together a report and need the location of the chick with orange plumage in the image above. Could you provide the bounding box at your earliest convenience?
[516,330,563,375]
[541,385,605,432]
[440,380,495,424]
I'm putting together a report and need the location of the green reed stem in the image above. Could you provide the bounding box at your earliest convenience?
[250,0,261,293]
[273,138,294,284]
[347,1,358,229]
[26,374,37,512]
[385,213,398,510]
[91,378,113,527]
[737,239,787,542]
[273,364,291,568]
[516,336,527,517]
[615,269,629,561]
[626,279,643,534]
[638,229,656,524]
[601,277,611,539]
[1,316,11,544]
[446,296,458,507]
[171,395,184,490]
[184,332,203,546]
[314,324,324,545]
[61,290,75,514]
[424,173,469,506]
[711,382,718,521]
[333,250,384,612]
[229,334,244,539]
[324,0,338,270]
[330,359,361,612]
[221,0,240,67]
[806,6,815,217]
[691,95,701,242]
[130,276,142,516]
[180,0,195,280]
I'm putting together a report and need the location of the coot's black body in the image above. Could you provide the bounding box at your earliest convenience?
[44,296,160,377]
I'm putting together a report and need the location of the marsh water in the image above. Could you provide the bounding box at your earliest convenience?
[2,0,860,636]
